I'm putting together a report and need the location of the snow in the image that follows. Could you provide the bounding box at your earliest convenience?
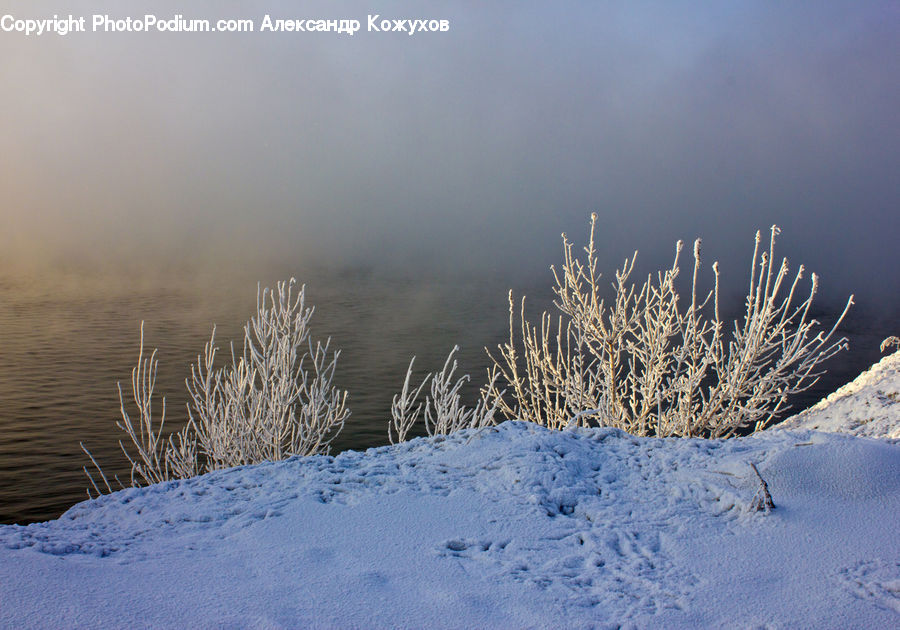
[2,354,899,629]
[776,349,900,439]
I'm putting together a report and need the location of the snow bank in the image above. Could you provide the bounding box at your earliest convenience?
[777,349,900,439]
[1,356,899,628]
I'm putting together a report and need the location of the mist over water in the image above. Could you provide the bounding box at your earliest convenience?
[0,1,897,523]
[1,1,897,306]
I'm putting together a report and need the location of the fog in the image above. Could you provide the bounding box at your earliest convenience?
[1,1,897,311]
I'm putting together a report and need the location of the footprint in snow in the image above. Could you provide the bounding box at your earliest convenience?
[837,559,900,615]
[437,527,695,615]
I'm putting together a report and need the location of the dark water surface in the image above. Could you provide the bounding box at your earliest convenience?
[0,267,892,524]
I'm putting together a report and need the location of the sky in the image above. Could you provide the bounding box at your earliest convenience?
[1,1,897,311]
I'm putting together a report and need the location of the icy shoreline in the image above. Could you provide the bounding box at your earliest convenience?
[1,354,898,629]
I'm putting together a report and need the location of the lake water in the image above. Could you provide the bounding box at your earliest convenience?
[0,266,891,524]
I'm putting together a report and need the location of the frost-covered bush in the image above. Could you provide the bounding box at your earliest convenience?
[83,279,348,495]
[389,346,499,443]
[483,216,853,438]
[180,279,348,472]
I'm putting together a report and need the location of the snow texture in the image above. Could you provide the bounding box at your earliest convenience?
[778,349,900,439]
[1,353,899,629]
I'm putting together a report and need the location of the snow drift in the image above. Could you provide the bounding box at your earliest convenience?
[778,349,900,439]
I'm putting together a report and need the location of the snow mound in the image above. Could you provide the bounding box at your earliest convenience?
[2,420,899,629]
[776,349,900,438]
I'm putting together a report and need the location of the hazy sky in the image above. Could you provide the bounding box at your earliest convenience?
[1,1,897,310]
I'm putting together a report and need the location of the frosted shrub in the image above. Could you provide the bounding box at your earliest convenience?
[81,323,175,492]
[82,279,348,496]
[483,215,853,438]
[389,346,499,443]
[181,279,348,471]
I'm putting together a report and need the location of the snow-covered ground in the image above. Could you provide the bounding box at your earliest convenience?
[2,354,898,629]
[777,348,900,439]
